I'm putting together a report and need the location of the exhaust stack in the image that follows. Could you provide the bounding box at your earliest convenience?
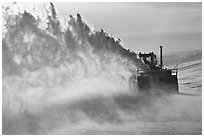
[160,46,163,69]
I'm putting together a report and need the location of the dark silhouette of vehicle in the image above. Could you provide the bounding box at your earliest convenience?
[129,46,179,93]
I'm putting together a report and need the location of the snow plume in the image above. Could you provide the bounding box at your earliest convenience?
[2,3,147,134]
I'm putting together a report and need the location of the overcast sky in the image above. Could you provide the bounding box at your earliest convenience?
[20,2,202,54]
